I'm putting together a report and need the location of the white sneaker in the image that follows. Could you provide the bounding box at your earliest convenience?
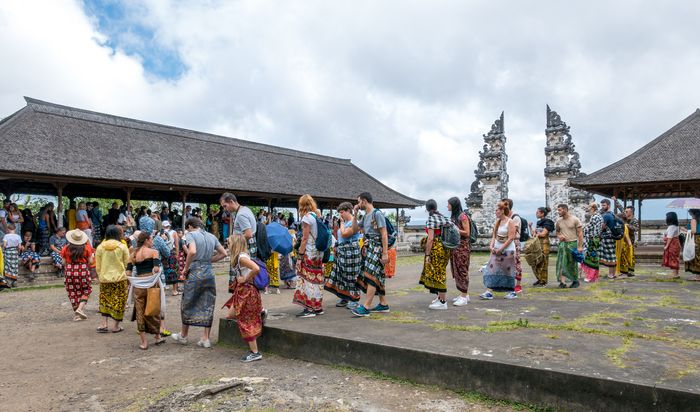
[451,296,459,302]
[453,296,469,306]
[196,339,212,348]
[432,296,439,304]
[171,333,188,344]
[428,300,448,310]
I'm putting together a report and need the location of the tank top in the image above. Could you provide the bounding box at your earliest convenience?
[495,219,515,252]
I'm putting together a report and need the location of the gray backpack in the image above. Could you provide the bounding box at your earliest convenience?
[441,221,461,249]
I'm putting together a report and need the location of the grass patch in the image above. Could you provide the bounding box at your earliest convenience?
[545,334,559,340]
[3,283,65,292]
[658,296,680,306]
[370,311,421,324]
[606,338,635,368]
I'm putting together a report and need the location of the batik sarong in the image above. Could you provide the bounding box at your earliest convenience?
[293,254,324,311]
[64,262,92,310]
[483,250,516,292]
[581,236,600,282]
[164,252,179,285]
[279,253,296,281]
[3,246,19,281]
[356,236,386,296]
[420,238,450,294]
[514,240,523,293]
[228,280,263,341]
[324,240,362,302]
[266,253,280,288]
[599,233,617,267]
[21,249,41,272]
[385,247,397,278]
[180,261,216,327]
[616,228,634,275]
[38,228,51,256]
[532,237,550,284]
[662,236,681,270]
[132,286,161,334]
[685,234,700,274]
[450,238,471,293]
[556,240,579,282]
[99,280,128,321]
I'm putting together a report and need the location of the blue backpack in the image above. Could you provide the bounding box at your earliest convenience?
[313,213,333,252]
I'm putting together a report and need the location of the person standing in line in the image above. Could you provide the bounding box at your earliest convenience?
[161,221,181,296]
[8,203,23,240]
[554,204,583,288]
[685,209,700,281]
[351,192,390,317]
[293,194,325,318]
[598,199,618,279]
[480,202,518,300]
[91,202,103,245]
[581,203,603,282]
[419,199,452,310]
[0,199,9,242]
[171,218,227,348]
[67,201,77,230]
[615,214,634,277]
[613,197,639,277]
[76,202,93,242]
[95,225,129,333]
[223,233,264,362]
[448,197,472,306]
[38,203,57,256]
[219,193,258,258]
[501,198,524,295]
[127,232,165,349]
[2,224,21,287]
[529,207,554,287]
[61,229,94,321]
[107,202,120,226]
[662,212,681,279]
[324,202,363,309]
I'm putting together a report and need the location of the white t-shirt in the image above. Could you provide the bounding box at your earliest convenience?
[3,233,21,248]
[666,225,679,238]
[301,213,321,258]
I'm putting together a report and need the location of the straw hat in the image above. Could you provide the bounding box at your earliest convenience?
[66,229,89,245]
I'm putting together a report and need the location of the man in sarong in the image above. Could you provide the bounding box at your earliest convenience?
[555,204,583,288]
[599,199,618,278]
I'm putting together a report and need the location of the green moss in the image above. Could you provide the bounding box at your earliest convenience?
[4,283,65,292]
[606,338,635,368]
[370,311,421,324]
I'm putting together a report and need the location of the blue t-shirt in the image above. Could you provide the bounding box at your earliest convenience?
[337,221,361,244]
[602,211,615,229]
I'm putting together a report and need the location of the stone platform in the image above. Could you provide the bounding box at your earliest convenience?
[220,256,700,411]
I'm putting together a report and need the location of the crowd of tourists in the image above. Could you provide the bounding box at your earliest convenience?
[1,192,699,363]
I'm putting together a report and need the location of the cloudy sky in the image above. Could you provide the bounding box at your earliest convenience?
[1,1,698,221]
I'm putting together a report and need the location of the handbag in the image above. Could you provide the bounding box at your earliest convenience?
[683,231,696,262]
[145,287,161,317]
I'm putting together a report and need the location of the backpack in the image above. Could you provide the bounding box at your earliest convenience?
[372,210,397,248]
[313,213,333,253]
[512,214,530,242]
[461,212,479,244]
[255,222,272,261]
[229,254,269,292]
[439,213,461,249]
[609,215,625,241]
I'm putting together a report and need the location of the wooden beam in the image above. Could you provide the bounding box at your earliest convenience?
[54,183,65,227]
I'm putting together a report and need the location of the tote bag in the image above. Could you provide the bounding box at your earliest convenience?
[683,232,696,262]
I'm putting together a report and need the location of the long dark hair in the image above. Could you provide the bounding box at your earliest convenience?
[425,199,438,214]
[666,212,679,226]
[104,225,122,242]
[68,243,86,263]
[537,207,551,218]
[689,209,700,221]
[448,197,463,222]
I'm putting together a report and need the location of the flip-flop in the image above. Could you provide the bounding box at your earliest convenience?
[139,345,148,350]
[111,327,124,333]
[96,327,109,333]
[154,339,166,346]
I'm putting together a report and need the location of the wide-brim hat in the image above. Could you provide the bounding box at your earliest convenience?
[66,229,89,245]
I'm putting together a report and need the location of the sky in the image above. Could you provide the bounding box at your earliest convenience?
[1,1,699,223]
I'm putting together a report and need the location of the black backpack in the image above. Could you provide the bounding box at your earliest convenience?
[512,214,530,242]
[463,212,479,244]
[255,222,272,261]
[609,216,625,240]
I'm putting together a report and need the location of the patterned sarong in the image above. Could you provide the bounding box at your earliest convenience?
[419,238,450,294]
[181,261,216,327]
[3,246,19,281]
[685,234,700,274]
[450,239,471,293]
[616,230,635,275]
[279,253,296,281]
[64,262,92,310]
[293,255,324,311]
[599,233,617,267]
[163,252,179,285]
[556,240,579,282]
[483,250,516,292]
[581,236,600,282]
[324,240,362,302]
[132,285,161,334]
[229,281,263,341]
[356,236,386,296]
[662,237,681,270]
[38,228,51,256]
[99,280,128,321]
[21,250,41,266]
[266,253,280,288]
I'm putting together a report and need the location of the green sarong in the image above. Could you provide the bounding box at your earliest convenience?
[556,241,579,282]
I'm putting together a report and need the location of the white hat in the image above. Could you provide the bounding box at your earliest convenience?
[66,229,89,246]
[163,221,171,228]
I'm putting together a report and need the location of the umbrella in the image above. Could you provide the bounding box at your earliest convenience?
[266,222,293,255]
[666,198,700,209]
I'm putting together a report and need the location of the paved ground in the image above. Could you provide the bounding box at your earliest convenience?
[0,257,531,412]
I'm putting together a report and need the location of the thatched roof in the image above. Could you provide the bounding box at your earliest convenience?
[571,109,700,199]
[0,97,422,208]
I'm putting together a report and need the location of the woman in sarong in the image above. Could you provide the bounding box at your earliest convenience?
[61,229,94,321]
[581,203,603,282]
[615,214,634,277]
[447,197,471,306]
[2,224,21,287]
[281,228,297,288]
[171,217,226,348]
[293,194,325,318]
[127,232,165,349]
[419,199,452,309]
[529,207,555,286]
[160,221,181,296]
[265,252,280,294]
[324,202,362,308]
[38,203,57,256]
[95,225,129,333]
[480,202,518,300]
[224,234,264,362]
[662,212,681,278]
[685,209,700,281]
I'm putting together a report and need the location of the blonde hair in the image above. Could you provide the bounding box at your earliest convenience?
[298,194,318,217]
[228,233,249,267]
[492,201,511,238]
[589,202,599,212]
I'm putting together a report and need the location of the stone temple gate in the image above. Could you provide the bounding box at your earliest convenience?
[465,106,594,242]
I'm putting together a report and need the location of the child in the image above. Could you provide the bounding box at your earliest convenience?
[662,212,681,278]
[19,230,41,281]
[2,223,21,287]
[49,227,68,277]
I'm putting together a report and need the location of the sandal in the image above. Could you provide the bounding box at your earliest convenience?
[139,345,148,350]
[154,339,166,346]
[111,327,124,333]
[96,327,109,333]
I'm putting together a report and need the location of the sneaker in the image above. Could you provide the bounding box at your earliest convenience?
[171,333,188,344]
[505,291,519,299]
[370,304,390,313]
[534,282,547,288]
[296,309,316,318]
[346,301,359,310]
[532,280,542,287]
[570,280,580,288]
[558,282,567,288]
[428,300,448,310]
[196,339,212,348]
[240,351,263,363]
[451,296,460,302]
[626,273,635,278]
[351,305,371,317]
[315,309,325,315]
[432,296,440,304]
[479,291,494,300]
[336,299,348,307]
[453,296,469,306]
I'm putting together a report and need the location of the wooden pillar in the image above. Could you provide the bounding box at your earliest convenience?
[638,199,643,243]
[181,191,188,224]
[124,187,133,209]
[55,183,65,227]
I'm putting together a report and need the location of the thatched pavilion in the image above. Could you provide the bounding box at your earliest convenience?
[0,97,422,224]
